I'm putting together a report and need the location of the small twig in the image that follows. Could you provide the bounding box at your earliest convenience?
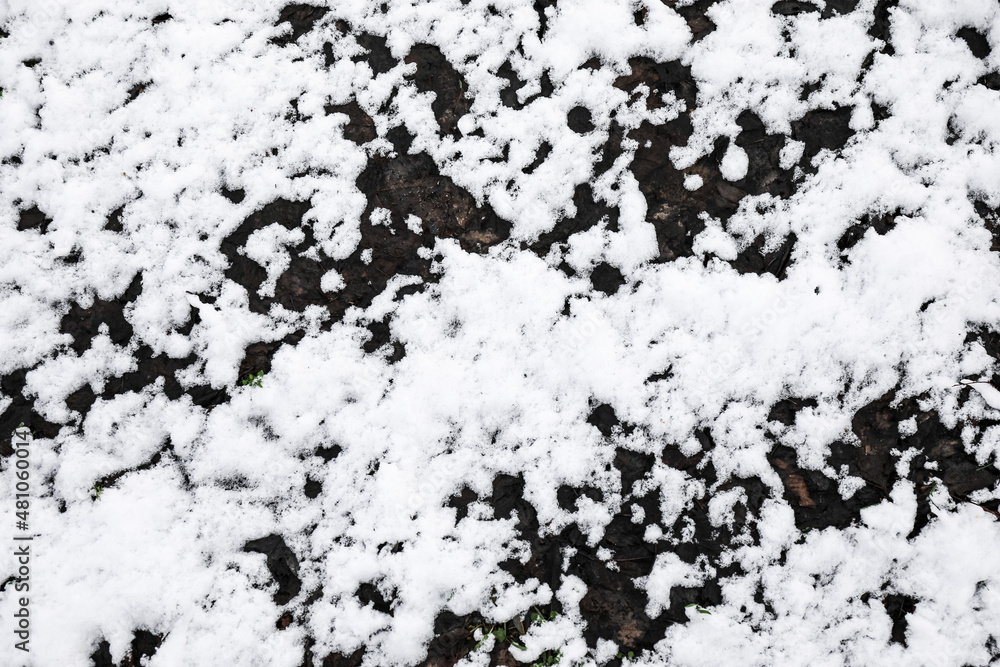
[866,479,890,499]
[950,491,1000,521]
[978,504,1000,521]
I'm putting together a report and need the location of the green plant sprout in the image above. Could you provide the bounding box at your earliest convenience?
[472,623,505,652]
[93,485,103,500]
[685,603,712,615]
[531,650,561,666]
[529,607,558,625]
[239,370,264,388]
[470,607,560,657]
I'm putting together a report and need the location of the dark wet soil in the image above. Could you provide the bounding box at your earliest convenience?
[0,3,991,666]
[91,629,164,667]
[244,534,303,605]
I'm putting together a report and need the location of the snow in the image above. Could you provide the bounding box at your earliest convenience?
[1,0,1000,665]
[682,173,703,191]
[960,379,1000,410]
[719,143,748,182]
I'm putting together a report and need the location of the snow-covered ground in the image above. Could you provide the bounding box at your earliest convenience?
[3,0,1000,665]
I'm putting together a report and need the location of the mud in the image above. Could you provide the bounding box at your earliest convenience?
[26,2,994,664]
[91,629,164,667]
[243,534,303,605]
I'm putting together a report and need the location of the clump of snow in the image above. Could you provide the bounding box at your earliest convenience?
[683,173,703,191]
[321,269,346,293]
[779,139,805,170]
[719,144,748,181]
[961,379,1000,410]
[243,224,306,297]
